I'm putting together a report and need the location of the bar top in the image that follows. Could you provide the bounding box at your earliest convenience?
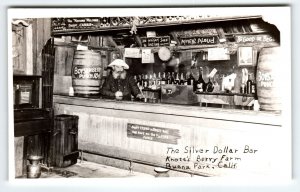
[53,94,282,126]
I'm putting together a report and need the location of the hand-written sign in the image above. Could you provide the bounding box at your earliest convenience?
[165,145,259,172]
[141,36,170,47]
[52,18,102,31]
[257,70,276,88]
[179,36,218,46]
[127,123,181,144]
[235,34,276,43]
[72,66,102,79]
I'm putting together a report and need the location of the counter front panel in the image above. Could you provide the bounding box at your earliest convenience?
[53,95,287,177]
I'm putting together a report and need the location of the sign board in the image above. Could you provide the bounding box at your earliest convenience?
[207,48,230,61]
[140,36,170,47]
[141,49,154,63]
[127,123,181,144]
[52,18,102,31]
[124,48,141,58]
[235,34,276,43]
[179,36,218,46]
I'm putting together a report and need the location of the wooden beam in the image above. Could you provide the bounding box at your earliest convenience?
[216,27,226,43]
[107,36,118,48]
[133,34,143,47]
[32,19,37,75]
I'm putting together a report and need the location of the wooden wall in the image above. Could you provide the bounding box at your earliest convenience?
[12,18,51,76]
[12,18,52,177]
[32,19,52,75]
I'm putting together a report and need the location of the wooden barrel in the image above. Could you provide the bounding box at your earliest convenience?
[72,50,103,96]
[256,47,282,112]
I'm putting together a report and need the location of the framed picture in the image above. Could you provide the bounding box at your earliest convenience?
[237,46,254,66]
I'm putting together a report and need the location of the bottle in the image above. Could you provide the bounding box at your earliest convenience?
[141,74,145,89]
[246,74,252,94]
[152,73,157,89]
[137,75,143,91]
[187,72,195,86]
[136,75,141,88]
[240,83,246,94]
[206,78,214,92]
[144,74,149,89]
[156,72,161,88]
[170,72,175,84]
[212,77,220,93]
[253,100,260,111]
[251,74,256,94]
[180,73,185,85]
[196,67,206,93]
[161,72,167,85]
[166,72,171,84]
[174,73,180,85]
[69,87,74,96]
[202,52,206,61]
[184,73,189,85]
[149,74,153,89]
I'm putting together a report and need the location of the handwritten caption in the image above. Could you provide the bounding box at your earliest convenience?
[165,145,258,171]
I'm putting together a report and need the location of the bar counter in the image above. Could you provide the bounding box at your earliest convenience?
[53,94,288,178]
[54,95,281,126]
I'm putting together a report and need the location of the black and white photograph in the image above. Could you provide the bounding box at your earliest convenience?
[7,6,292,184]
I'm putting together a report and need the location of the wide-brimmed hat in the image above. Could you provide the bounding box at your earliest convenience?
[108,59,129,69]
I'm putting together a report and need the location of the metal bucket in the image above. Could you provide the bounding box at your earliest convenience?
[27,155,43,178]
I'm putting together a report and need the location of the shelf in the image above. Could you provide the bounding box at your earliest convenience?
[52,15,263,35]
[142,88,160,92]
[196,92,255,97]
[13,75,42,79]
[53,41,118,51]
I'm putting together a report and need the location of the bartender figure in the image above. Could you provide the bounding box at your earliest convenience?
[101,59,142,100]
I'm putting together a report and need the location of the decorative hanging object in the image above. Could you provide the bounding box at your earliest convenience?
[130,17,139,35]
[158,47,171,61]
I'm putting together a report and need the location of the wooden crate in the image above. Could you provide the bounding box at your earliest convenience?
[52,115,79,167]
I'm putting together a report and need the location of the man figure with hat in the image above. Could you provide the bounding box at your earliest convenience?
[101,59,142,100]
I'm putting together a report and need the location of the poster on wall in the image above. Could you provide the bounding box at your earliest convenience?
[7,7,291,189]
[238,46,254,66]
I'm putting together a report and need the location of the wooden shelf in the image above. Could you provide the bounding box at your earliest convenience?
[196,92,255,97]
[53,40,118,51]
[52,15,263,35]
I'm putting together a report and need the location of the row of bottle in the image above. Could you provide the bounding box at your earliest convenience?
[240,74,256,94]
[133,70,214,93]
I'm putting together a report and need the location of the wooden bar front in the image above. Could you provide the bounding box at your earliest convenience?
[53,95,287,177]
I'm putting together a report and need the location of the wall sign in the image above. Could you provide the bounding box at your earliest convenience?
[179,36,218,46]
[52,16,227,33]
[52,18,102,31]
[140,36,170,47]
[207,48,230,61]
[127,123,181,144]
[235,34,276,43]
[124,48,141,58]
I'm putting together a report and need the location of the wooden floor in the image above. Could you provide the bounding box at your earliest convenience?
[22,160,154,179]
